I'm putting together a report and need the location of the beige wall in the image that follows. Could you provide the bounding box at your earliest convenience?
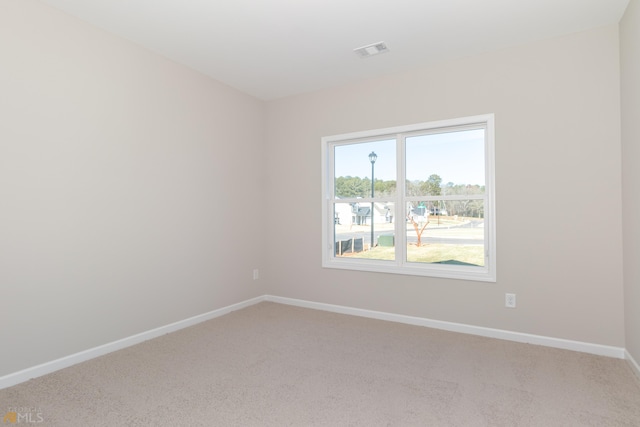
[0,1,266,376]
[265,25,624,347]
[621,0,640,363]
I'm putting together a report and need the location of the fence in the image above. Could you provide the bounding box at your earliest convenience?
[335,238,364,255]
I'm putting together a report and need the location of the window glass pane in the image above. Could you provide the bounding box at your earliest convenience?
[406,201,485,267]
[334,139,396,199]
[406,129,485,197]
[334,202,394,261]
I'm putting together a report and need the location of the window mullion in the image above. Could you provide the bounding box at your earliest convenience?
[395,134,406,267]
[405,195,485,202]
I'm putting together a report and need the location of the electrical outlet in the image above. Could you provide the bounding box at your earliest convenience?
[253,269,259,280]
[505,293,516,308]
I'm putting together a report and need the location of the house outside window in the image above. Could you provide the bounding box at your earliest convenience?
[321,114,496,282]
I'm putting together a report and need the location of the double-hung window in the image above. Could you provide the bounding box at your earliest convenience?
[321,114,496,282]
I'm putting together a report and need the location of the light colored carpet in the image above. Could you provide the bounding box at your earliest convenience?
[1,301,639,426]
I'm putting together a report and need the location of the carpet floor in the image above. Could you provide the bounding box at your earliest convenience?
[1,301,639,426]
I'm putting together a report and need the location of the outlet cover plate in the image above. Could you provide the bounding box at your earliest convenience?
[505,293,516,308]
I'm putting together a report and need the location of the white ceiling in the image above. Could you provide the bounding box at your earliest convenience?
[39,0,629,100]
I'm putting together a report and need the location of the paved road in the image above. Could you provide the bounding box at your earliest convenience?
[335,220,484,246]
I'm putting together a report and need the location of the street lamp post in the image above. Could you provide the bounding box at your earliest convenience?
[369,151,377,249]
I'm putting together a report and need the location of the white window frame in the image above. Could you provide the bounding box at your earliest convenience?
[321,114,496,282]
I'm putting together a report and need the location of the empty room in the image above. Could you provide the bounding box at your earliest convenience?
[1,0,639,425]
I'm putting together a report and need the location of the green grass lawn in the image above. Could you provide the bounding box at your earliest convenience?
[342,244,484,266]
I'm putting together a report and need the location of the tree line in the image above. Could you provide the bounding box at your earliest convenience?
[335,174,484,218]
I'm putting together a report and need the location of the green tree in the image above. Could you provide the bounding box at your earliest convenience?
[336,176,396,198]
[374,179,396,196]
[335,176,368,198]
[422,174,442,196]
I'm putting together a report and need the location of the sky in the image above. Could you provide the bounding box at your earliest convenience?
[334,129,485,186]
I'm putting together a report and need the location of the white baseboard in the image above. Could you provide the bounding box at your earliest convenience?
[626,349,640,379]
[1,294,631,390]
[0,296,265,390]
[264,295,627,359]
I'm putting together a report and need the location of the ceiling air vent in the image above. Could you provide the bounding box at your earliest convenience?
[353,42,389,58]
